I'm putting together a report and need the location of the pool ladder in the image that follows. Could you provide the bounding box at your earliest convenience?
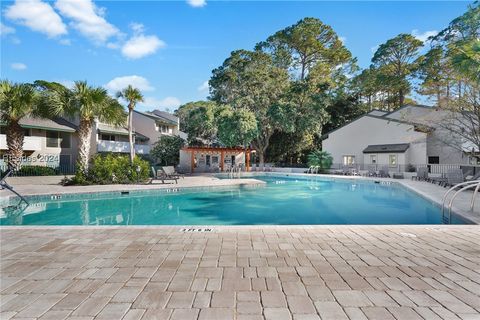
[227,166,242,179]
[0,169,29,205]
[441,180,479,224]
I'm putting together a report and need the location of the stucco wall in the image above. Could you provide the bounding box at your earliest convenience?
[1,129,78,168]
[322,116,427,166]
[388,105,469,164]
[132,112,178,147]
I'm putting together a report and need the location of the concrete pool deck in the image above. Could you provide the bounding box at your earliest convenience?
[1,226,480,319]
[1,175,480,319]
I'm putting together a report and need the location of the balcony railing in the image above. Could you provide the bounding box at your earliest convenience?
[0,134,42,151]
[97,140,150,154]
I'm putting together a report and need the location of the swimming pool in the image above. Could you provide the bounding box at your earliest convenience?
[0,175,468,225]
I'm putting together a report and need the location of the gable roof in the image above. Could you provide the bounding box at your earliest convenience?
[363,143,410,154]
[21,116,77,132]
[321,105,436,140]
[151,110,178,123]
[383,104,434,117]
[133,110,178,125]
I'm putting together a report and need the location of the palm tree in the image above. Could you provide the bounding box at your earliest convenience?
[307,150,333,172]
[116,85,144,163]
[0,81,48,170]
[37,81,126,174]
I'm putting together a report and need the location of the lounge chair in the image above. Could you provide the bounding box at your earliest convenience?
[151,167,178,184]
[162,166,184,179]
[465,171,480,182]
[378,167,390,178]
[412,167,428,181]
[443,169,464,188]
[366,165,377,177]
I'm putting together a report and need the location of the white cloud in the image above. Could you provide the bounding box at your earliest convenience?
[339,36,346,44]
[105,75,155,93]
[140,96,181,110]
[130,22,145,34]
[412,29,438,43]
[11,62,27,70]
[5,0,67,38]
[371,45,379,53]
[187,0,206,7]
[197,80,209,92]
[55,0,119,43]
[0,23,15,36]
[59,38,71,45]
[121,34,165,59]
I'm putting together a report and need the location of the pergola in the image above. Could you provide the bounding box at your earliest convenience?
[181,146,254,173]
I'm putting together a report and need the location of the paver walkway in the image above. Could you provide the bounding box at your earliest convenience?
[1,226,480,319]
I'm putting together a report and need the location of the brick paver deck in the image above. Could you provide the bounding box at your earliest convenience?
[1,226,479,319]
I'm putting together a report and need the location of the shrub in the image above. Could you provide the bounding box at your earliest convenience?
[307,150,333,172]
[64,154,150,185]
[150,135,185,166]
[16,165,58,176]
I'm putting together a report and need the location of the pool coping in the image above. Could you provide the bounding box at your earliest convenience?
[1,172,478,225]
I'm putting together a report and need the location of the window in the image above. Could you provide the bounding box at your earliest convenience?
[156,123,170,133]
[428,156,440,164]
[47,131,70,148]
[469,157,480,165]
[389,154,397,166]
[370,155,377,164]
[206,155,211,166]
[342,155,355,166]
[100,134,115,141]
[24,128,30,136]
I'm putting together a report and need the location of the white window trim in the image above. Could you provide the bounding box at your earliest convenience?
[388,154,397,167]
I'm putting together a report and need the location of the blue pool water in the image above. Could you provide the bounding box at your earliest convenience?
[0,175,467,225]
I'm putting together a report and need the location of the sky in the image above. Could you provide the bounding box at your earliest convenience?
[0,0,473,112]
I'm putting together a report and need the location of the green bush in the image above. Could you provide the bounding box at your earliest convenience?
[307,150,333,172]
[16,165,58,176]
[65,154,150,185]
[88,154,150,184]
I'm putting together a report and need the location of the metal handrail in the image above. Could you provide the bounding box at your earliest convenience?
[1,169,29,205]
[441,179,480,223]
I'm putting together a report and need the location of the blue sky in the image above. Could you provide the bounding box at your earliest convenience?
[1,0,472,112]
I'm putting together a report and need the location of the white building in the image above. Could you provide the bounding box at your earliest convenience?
[0,116,78,171]
[322,105,478,173]
[132,110,186,146]
[1,109,185,172]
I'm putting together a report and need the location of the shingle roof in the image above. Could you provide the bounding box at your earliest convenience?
[151,110,178,124]
[363,143,410,154]
[133,110,178,125]
[97,123,149,140]
[19,116,77,132]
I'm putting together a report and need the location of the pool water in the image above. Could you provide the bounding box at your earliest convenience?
[0,175,467,225]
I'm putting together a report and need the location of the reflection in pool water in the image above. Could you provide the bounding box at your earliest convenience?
[0,176,468,225]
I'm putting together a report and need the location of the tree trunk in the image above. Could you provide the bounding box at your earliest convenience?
[77,119,93,174]
[6,120,24,170]
[258,151,265,170]
[398,89,404,107]
[128,107,135,163]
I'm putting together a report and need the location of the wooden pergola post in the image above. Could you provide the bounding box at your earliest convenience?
[246,150,250,172]
[220,151,225,172]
